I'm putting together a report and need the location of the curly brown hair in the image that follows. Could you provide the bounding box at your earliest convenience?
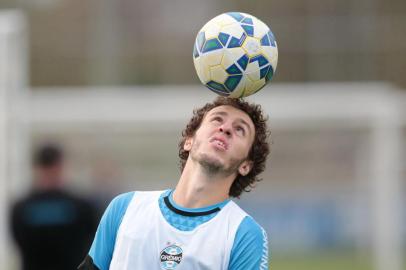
[178,96,271,198]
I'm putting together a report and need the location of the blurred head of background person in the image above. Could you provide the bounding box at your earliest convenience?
[32,143,65,190]
[9,143,98,270]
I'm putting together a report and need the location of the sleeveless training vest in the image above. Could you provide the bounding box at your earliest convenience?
[109,191,247,270]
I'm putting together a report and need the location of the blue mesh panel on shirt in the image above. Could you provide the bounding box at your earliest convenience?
[158,190,229,231]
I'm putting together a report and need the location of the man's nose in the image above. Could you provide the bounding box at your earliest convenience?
[219,124,232,137]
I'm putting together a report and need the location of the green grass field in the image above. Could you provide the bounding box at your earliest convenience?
[271,252,374,270]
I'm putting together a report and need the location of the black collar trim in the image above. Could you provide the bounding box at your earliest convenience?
[163,195,221,217]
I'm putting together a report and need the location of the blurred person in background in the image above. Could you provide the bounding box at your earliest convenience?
[79,97,270,270]
[10,143,98,270]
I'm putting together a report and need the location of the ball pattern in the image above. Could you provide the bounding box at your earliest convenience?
[193,12,278,98]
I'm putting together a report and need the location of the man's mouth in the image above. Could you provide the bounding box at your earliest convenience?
[210,137,228,151]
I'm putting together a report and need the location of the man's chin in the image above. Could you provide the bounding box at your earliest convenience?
[198,153,225,173]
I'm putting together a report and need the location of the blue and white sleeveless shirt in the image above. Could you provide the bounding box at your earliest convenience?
[88,190,269,270]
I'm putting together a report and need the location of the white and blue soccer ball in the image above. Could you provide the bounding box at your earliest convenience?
[193,12,278,98]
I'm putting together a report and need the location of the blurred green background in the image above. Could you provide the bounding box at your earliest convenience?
[273,251,373,270]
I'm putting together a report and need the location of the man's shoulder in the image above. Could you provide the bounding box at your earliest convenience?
[229,216,269,269]
[97,190,165,233]
[107,190,166,212]
[237,215,267,239]
[11,190,71,213]
[229,202,267,246]
[227,201,261,226]
[112,191,136,201]
[107,191,136,210]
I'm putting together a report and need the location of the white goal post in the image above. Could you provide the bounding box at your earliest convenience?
[0,10,28,268]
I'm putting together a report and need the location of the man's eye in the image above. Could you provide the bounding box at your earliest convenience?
[236,126,245,135]
[212,117,222,122]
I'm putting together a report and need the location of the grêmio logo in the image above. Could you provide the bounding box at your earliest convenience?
[160,244,183,270]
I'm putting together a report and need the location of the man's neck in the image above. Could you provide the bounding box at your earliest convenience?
[173,161,235,209]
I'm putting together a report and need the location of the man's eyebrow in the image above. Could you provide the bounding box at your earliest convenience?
[210,111,252,134]
[210,111,228,117]
[236,118,252,133]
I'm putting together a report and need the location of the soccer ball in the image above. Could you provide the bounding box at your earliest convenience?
[193,12,278,98]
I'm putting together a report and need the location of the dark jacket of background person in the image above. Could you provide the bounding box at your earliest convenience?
[9,144,98,270]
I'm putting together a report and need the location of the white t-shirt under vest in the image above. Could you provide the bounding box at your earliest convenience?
[109,191,248,270]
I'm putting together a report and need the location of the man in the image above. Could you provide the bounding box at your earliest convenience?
[79,97,271,270]
[10,144,97,270]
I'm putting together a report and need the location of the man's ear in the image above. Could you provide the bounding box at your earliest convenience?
[238,160,253,176]
[184,137,193,151]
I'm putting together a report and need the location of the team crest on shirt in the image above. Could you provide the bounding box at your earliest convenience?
[160,244,183,269]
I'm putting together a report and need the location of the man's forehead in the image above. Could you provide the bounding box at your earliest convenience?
[209,105,247,116]
[207,105,254,125]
